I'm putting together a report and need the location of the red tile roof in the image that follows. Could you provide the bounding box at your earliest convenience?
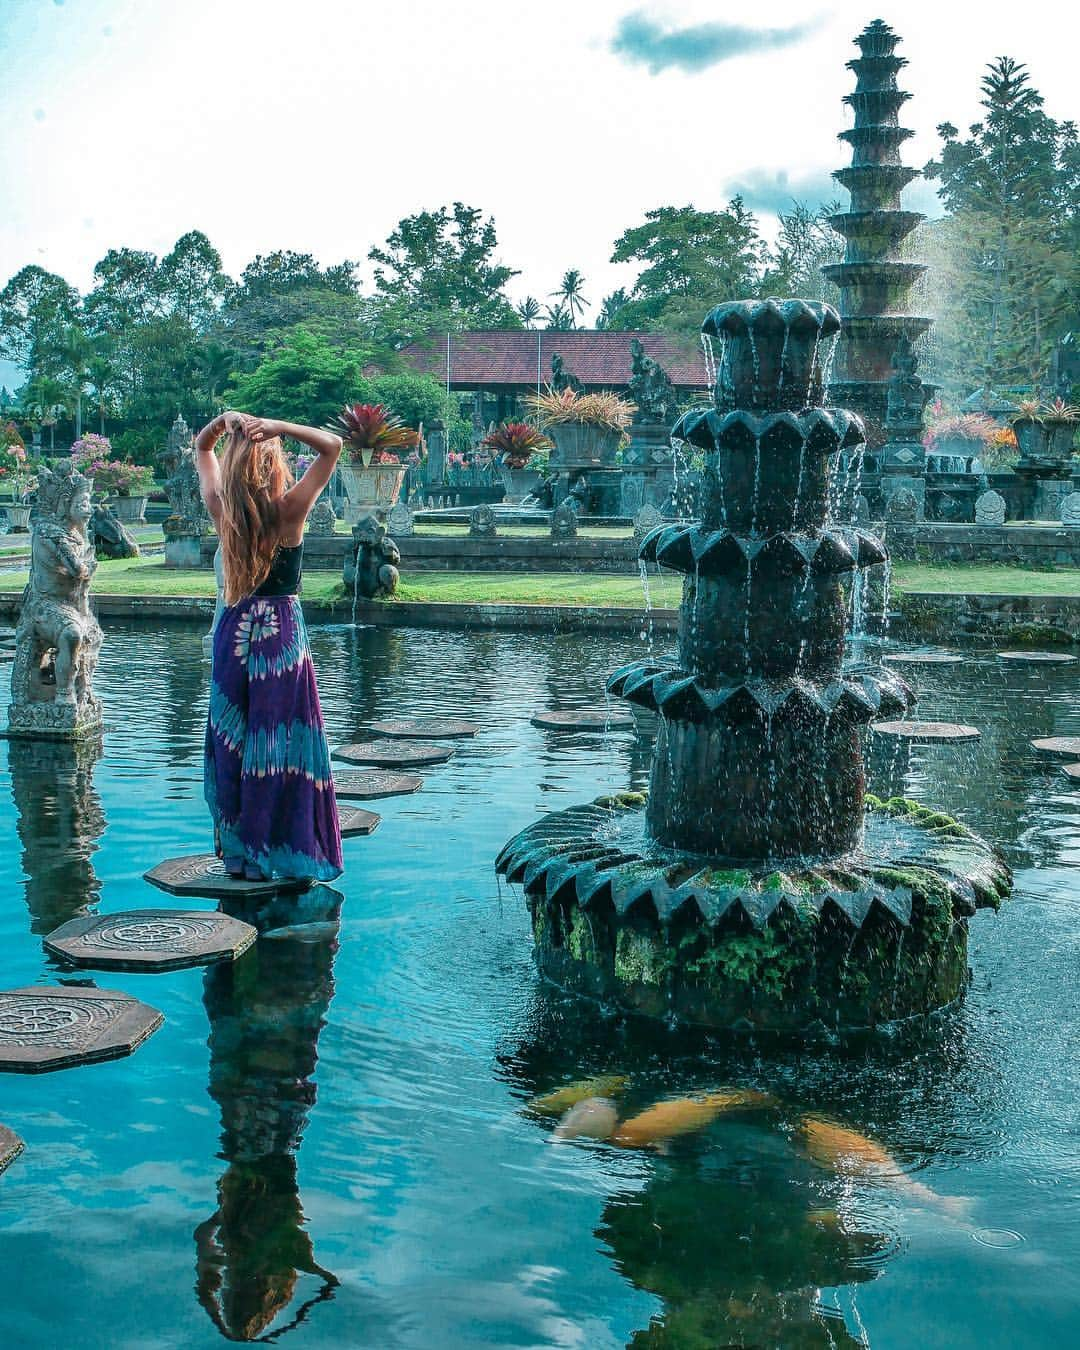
[395,329,708,391]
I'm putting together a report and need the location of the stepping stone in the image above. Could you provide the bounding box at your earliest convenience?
[998,651,1077,664]
[883,651,964,666]
[531,707,635,731]
[338,805,381,837]
[144,855,312,900]
[333,740,454,768]
[369,717,479,740]
[334,770,422,800]
[0,986,163,1074]
[871,720,981,744]
[1062,764,1080,782]
[0,1124,24,1173]
[44,909,257,972]
[1031,737,1080,758]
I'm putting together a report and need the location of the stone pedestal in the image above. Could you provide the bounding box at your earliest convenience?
[1033,479,1073,523]
[164,530,206,568]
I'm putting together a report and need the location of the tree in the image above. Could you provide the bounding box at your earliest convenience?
[0,265,79,367]
[609,200,772,336]
[216,253,363,363]
[23,374,71,450]
[86,351,118,435]
[368,202,521,343]
[544,302,573,331]
[596,288,629,330]
[47,324,98,439]
[226,327,369,428]
[552,270,589,327]
[767,202,844,300]
[516,296,542,328]
[159,230,228,331]
[924,57,1080,391]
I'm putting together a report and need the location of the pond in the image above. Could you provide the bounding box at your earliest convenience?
[0,622,1078,1348]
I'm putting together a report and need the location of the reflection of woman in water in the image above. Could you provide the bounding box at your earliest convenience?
[195,892,342,1341]
[195,411,343,882]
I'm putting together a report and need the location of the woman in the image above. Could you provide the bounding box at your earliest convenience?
[195,410,343,882]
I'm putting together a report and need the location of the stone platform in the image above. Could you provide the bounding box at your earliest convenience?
[531,708,635,731]
[338,806,381,836]
[333,770,423,800]
[144,855,313,900]
[0,986,163,1073]
[368,717,479,740]
[44,909,257,972]
[333,740,455,768]
[1,1124,24,1172]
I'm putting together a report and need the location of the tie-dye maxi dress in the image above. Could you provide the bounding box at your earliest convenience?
[204,592,343,881]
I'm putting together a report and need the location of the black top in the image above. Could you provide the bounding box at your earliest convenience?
[254,542,303,597]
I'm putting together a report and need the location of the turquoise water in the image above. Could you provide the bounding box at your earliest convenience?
[0,622,1078,1348]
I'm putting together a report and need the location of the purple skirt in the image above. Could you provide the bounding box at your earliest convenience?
[204,596,342,881]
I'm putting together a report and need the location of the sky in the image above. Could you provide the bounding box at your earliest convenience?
[0,0,1077,365]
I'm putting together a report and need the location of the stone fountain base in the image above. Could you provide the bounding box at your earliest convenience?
[497,794,1010,1036]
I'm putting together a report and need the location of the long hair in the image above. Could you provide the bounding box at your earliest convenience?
[218,430,294,605]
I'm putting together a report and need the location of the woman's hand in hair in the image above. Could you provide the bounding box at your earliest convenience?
[242,416,285,443]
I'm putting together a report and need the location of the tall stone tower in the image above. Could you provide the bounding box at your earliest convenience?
[824,18,933,508]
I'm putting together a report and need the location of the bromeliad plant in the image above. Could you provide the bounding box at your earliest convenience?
[525,387,634,432]
[1013,397,1080,424]
[331,402,420,468]
[922,405,996,451]
[481,421,553,469]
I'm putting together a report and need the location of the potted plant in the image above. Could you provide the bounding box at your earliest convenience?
[921,405,995,472]
[482,421,552,502]
[330,402,417,523]
[87,457,155,522]
[0,423,33,529]
[1010,398,1080,476]
[525,387,633,468]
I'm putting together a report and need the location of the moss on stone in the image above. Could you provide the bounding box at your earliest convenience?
[614,926,668,986]
[593,790,647,810]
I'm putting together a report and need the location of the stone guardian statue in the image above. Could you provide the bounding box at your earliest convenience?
[8,461,103,738]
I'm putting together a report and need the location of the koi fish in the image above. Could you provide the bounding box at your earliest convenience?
[527,1075,629,1117]
[551,1097,619,1143]
[612,1089,777,1151]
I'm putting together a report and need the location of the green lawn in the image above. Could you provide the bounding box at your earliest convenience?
[4,556,1075,608]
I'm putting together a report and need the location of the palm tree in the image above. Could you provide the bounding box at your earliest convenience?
[87,354,118,435]
[596,288,629,331]
[544,302,573,331]
[515,296,542,329]
[551,270,589,328]
[24,375,71,451]
[194,342,237,407]
[52,324,97,439]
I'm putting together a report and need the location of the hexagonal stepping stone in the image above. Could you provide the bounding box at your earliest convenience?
[0,986,163,1074]
[333,740,454,768]
[1031,737,1080,758]
[531,707,635,731]
[1,1124,24,1173]
[368,717,479,740]
[883,651,964,666]
[871,720,981,744]
[44,909,257,972]
[338,806,381,837]
[1062,763,1080,783]
[333,770,422,800]
[998,650,1077,665]
[144,854,312,900]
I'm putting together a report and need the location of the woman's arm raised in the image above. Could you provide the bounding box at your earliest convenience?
[244,418,344,534]
[194,410,248,525]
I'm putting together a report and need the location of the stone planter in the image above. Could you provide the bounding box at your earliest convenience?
[928,436,983,474]
[3,503,31,530]
[548,422,622,468]
[1012,418,1078,478]
[339,462,407,525]
[106,494,148,523]
[498,464,542,503]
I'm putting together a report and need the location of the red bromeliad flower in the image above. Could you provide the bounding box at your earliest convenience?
[330,402,420,465]
[481,421,553,469]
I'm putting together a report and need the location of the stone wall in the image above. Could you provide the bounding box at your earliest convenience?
[886,523,1080,568]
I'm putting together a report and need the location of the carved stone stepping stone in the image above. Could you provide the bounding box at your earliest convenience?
[333,740,454,768]
[44,909,257,972]
[333,770,422,800]
[1,1124,24,1173]
[144,854,312,900]
[1062,763,1080,783]
[883,651,964,666]
[338,806,381,837]
[998,650,1077,665]
[1031,737,1080,758]
[0,986,163,1074]
[871,720,981,744]
[531,707,635,731]
[369,717,479,740]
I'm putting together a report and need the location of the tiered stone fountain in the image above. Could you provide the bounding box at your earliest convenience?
[498,298,1011,1034]
[824,19,934,516]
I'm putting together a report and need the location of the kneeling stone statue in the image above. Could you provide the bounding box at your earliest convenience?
[8,461,103,738]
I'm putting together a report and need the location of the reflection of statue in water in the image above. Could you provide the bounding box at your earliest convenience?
[7,736,104,933]
[550,353,583,394]
[8,460,103,737]
[195,889,341,1341]
[628,338,676,425]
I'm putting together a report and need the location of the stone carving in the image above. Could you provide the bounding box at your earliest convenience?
[1059,491,1080,528]
[628,338,677,425]
[8,461,103,739]
[44,909,256,971]
[387,500,414,537]
[884,486,919,523]
[351,519,400,598]
[550,499,579,539]
[853,494,872,526]
[368,717,479,739]
[332,769,423,800]
[144,853,311,899]
[975,489,1007,526]
[91,501,139,559]
[0,985,163,1071]
[884,336,931,443]
[307,498,337,536]
[163,446,208,536]
[338,806,381,836]
[469,503,498,537]
[550,353,583,394]
[936,492,965,522]
[332,740,455,768]
[633,503,663,545]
